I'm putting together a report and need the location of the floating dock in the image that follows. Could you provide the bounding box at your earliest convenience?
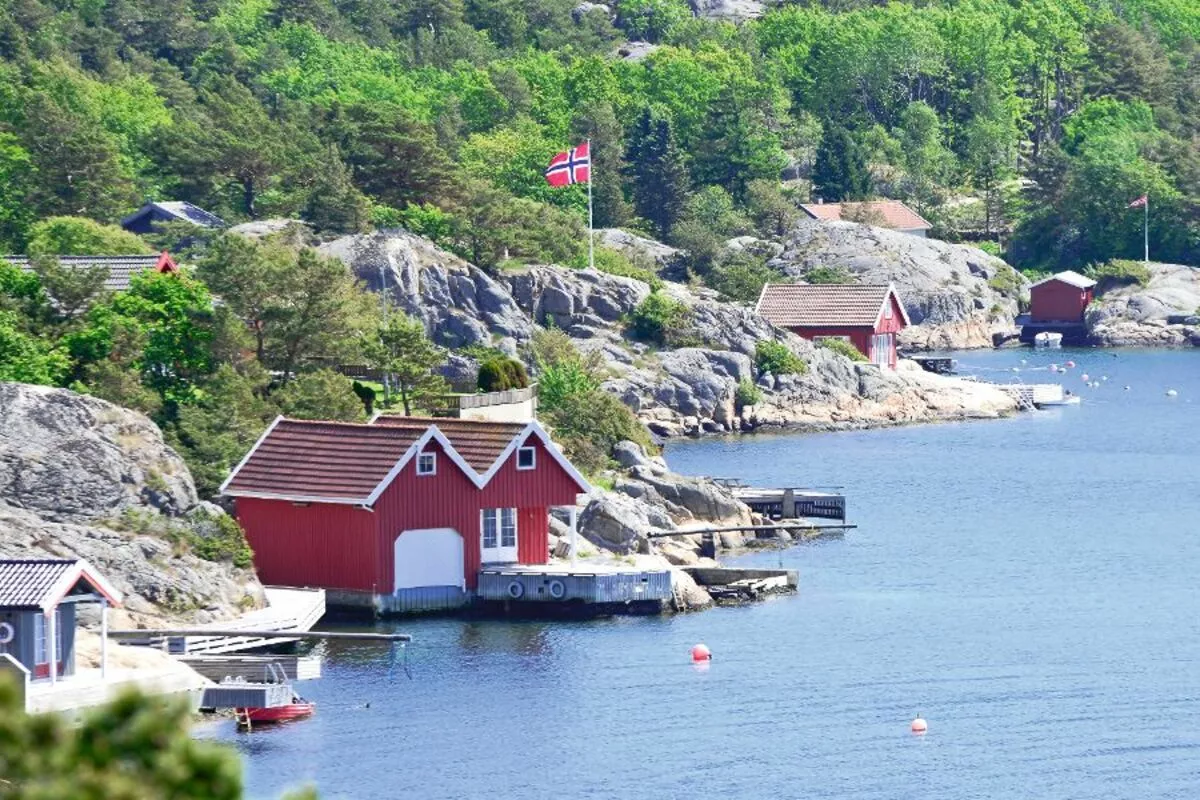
[180,654,322,683]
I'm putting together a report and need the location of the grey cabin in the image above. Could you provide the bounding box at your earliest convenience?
[0,559,122,684]
[121,201,226,234]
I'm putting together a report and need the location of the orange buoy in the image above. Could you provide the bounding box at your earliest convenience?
[691,643,712,662]
[911,716,928,734]
[1066,360,1076,368]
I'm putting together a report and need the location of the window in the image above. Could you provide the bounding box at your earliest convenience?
[417,452,436,476]
[884,301,893,319]
[500,508,516,548]
[33,609,62,665]
[517,446,536,471]
[482,509,498,549]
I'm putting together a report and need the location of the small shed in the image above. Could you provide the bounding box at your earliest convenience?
[0,559,122,684]
[756,283,910,369]
[800,200,932,237]
[121,201,227,234]
[3,252,179,294]
[1029,270,1096,323]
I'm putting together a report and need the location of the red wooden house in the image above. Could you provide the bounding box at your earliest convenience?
[220,416,591,613]
[1029,270,1096,323]
[755,283,910,368]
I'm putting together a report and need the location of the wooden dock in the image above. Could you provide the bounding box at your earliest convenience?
[719,483,847,522]
[180,654,322,683]
[111,586,327,655]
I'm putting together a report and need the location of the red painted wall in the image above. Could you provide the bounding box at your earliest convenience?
[1031,281,1092,322]
[235,435,581,593]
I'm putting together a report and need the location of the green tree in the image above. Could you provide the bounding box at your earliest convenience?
[613,0,690,43]
[0,310,69,384]
[0,678,244,799]
[301,149,370,234]
[0,133,36,251]
[571,101,633,229]
[625,107,691,238]
[691,87,788,199]
[368,313,448,415]
[897,102,952,212]
[812,125,871,202]
[26,217,151,256]
[275,368,365,420]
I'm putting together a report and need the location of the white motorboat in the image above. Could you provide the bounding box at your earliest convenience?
[1034,331,1063,348]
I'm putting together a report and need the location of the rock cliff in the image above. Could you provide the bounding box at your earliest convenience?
[769,219,1026,350]
[1086,263,1200,346]
[0,383,263,626]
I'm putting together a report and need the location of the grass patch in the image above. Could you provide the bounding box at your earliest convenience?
[1086,259,1151,289]
[819,337,868,362]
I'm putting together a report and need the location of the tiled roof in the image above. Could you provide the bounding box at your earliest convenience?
[2,254,174,293]
[121,201,226,229]
[372,416,526,472]
[756,283,903,327]
[222,419,426,501]
[1030,270,1096,290]
[0,559,121,610]
[800,200,932,231]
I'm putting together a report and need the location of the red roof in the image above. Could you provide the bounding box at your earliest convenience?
[755,283,910,327]
[221,416,591,504]
[800,201,931,231]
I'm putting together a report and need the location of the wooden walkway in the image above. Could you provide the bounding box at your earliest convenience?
[730,487,847,521]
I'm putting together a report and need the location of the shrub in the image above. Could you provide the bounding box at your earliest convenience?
[819,337,868,361]
[707,253,780,302]
[627,291,691,345]
[538,361,599,411]
[542,390,653,475]
[111,508,254,569]
[987,264,1023,298]
[975,240,1002,257]
[572,245,661,289]
[275,369,364,420]
[1086,259,1151,289]
[804,265,856,284]
[735,378,762,408]
[477,357,529,392]
[755,339,807,376]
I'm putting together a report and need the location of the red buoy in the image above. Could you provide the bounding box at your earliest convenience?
[911,716,928,734]
[691,643,712,662]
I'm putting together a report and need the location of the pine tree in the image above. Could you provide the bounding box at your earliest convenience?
[812,125,871,202]
[625,107,690,238]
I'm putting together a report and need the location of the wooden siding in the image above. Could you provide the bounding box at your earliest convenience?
[1031,281,1093,323]
[235,498,378,592]
[790,325,874,360]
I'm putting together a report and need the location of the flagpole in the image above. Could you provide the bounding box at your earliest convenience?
[587,138,594,272]
[1144,195,1149,265]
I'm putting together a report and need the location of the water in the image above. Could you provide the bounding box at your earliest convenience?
[202,349,1200,799]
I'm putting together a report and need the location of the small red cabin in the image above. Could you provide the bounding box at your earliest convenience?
[755,283,910,368]
[1029,270,1096,323]
[220,416,591,612]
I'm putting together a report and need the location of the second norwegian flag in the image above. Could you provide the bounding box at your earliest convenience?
[544,141,590,187]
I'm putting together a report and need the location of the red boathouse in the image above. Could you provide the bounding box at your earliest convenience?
[220,416,592,613]
[755,283,910,369]
[1029,270,1096,323]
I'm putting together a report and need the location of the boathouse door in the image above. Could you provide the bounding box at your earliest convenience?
[394,529,465,593]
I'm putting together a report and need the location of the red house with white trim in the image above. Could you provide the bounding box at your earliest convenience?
[220,416,592,613]
[755,283,910,368]
[1029,270,1096,323]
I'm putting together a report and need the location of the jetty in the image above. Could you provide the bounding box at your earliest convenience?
[712,478,847,522]
[909,355,955,375]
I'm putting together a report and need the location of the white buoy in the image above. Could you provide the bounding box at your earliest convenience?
[1167,389,1179,397]
[1012,367,1020,372]
[1020,359,1027,365]
[1081,373,1090,381]
[1102,376,1109,381]
[1124,385,1131,391]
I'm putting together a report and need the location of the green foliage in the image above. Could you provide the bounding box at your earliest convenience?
[26,217,151,256]
[987,264,1024,299]
[477,357,529,392]
[1086,259,1152,288]
[0,310,69,384]
[819,337,868,362]
[627,291,691,345]
[538,361,600,411]
[755,339,807,376]
[804,266,856,285]
[734,378,762,408]
[541,389,651,475]
[813,126,871,202]
[109,508,257,569]
[572,246,661,288]
[614,0,691,43]
[707,253,780,302]
[275,369,365,421]
[0,678,245,799]
[366,312,449,415]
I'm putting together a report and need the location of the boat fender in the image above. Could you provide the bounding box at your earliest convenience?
[506,580,525,600]
[548,579,566,599]
[0,622,12,645]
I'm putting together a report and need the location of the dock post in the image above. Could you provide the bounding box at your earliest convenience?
[569,506,579,568]
[100,598,108,681]
[782,489,796,519]
[47,608,57,686]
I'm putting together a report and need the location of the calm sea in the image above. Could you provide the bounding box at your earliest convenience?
[200,348,1200,800]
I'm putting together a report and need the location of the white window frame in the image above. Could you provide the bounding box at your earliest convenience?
[417,452,437,476]
[516,446,536,471]
[884,301,893,319]
[33,609,62,665]
[481,508,519,563]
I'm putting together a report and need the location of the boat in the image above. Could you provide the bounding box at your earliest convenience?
[1034,331,1063,348]
[235,694,315,727]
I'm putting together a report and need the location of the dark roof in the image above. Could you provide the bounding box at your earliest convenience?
[1030,270,1096,290]
[800,200,932,231]
[2,254,176,293]
[372,416,526,472]
[756,283,909,327]
[222,419,425,501]
[0,559,121,610]
[122,201,226,229]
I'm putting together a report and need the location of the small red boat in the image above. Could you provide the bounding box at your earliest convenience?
[236,696,315,728]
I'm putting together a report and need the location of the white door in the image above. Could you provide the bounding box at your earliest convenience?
[481,508,519,564]
[394,528,465,593]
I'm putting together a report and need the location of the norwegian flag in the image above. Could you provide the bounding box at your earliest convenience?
[1128,194,1148,208]
[545,141,590,187]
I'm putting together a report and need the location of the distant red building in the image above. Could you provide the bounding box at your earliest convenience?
[1029,270,1096,323]
[220,416,591,613]
[756,283,910,369]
